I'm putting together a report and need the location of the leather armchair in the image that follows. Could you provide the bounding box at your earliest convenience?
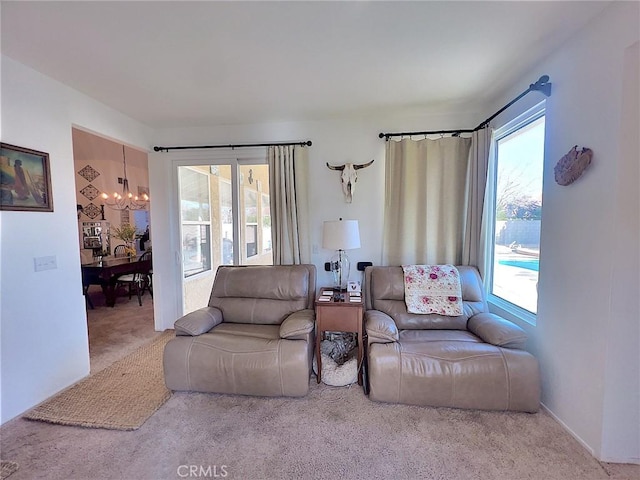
[364,266,541,412]
[163,264,316,397]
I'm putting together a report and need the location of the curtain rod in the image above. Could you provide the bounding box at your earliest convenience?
[153,140,312,152]
[378,75,552,140]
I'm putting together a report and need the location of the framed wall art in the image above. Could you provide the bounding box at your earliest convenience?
[0,143,53,212]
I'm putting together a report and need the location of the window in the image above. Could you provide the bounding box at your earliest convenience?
[219,179,233,265]
[244,189,258,258]
[179,168,211,277]
[488,106,545,317]
[179,162,272,274]
[261,193,271,253]
[239,164,272,266]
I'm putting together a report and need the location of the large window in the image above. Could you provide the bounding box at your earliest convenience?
[179,162,272,276]
[489,107,545,316]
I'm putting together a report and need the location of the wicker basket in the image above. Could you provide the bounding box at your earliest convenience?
[554,145,593,186]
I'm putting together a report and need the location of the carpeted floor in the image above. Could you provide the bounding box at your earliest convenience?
[2,381,638,480]
[1,287,637,480]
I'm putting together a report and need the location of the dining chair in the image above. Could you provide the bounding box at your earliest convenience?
[114,251,152,306]
[113,245,127,257]
[82,271,95,310]
[82,267,107,310]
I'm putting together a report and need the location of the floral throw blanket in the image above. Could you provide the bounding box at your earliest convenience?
[402,264,464,316]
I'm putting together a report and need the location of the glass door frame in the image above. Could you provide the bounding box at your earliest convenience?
[171,148,268,315]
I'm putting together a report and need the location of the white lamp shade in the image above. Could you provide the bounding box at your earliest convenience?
[322,220,361,250]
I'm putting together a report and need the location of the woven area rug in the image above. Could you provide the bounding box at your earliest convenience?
[23,330,174,431]
[0,461,18,480]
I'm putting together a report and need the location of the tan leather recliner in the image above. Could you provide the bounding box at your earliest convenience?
[364,265,541,412]
[163,264,316,397]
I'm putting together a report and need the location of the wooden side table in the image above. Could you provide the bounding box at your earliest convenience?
[315,288,364,386]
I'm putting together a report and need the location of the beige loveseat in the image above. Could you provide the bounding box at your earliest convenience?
[163,264,316,397]
[364,265,540,412]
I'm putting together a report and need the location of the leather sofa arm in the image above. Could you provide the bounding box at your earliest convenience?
[365,310,399,344]
[467,312,528,349]
[280,309,315,340]
[175,307,223,336]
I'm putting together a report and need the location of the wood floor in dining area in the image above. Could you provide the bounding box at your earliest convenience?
[85,284,159,374]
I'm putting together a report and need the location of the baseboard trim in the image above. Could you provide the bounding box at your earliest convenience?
[540,402,595,457]
[541,402,640,464]
[599,455,640,465]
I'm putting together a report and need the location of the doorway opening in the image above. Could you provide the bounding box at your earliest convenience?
[72,127,155,373]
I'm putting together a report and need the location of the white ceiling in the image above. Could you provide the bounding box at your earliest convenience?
[1,1,610,129]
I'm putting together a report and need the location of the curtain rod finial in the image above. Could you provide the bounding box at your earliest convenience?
[531,75,552,97]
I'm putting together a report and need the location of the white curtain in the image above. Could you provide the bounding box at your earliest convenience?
[268,145,311,265]
[382,137,472,266]
[461,128,491,277]
[478,131,498,284]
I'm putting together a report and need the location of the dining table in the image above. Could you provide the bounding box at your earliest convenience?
[81,255,152,307]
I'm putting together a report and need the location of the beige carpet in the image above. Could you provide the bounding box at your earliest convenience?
[3,301,638,479]
[3,379,638,479]
[0,462,18,480]
[23,330,173,431]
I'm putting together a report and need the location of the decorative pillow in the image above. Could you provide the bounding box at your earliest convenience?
[402,264,463,316]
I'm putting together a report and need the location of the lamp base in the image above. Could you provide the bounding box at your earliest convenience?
[329,249,351,292]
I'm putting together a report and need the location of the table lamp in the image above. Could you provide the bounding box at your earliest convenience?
[322,219,361,291]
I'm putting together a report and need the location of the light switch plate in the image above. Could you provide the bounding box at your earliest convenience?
[34,255,57,272]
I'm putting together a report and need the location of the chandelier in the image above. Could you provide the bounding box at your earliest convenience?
[101,145,149,210]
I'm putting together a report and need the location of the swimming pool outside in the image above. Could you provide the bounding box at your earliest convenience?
[492,246,539,313]
[498,258,540,272]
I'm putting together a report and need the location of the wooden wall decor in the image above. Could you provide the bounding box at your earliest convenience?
[554,145,593,186]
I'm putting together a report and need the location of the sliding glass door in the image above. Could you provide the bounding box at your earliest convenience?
[178,160,272,314]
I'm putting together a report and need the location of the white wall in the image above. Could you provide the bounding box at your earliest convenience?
[601,39,639,463]
[150,111,476,330]
[0,56,153,423]
[487,1,639,463]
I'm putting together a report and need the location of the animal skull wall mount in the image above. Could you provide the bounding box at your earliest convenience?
[326,159,374,203]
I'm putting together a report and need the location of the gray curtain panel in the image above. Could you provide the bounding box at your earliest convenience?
[382,136,472,266]
[268,145,310,265]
